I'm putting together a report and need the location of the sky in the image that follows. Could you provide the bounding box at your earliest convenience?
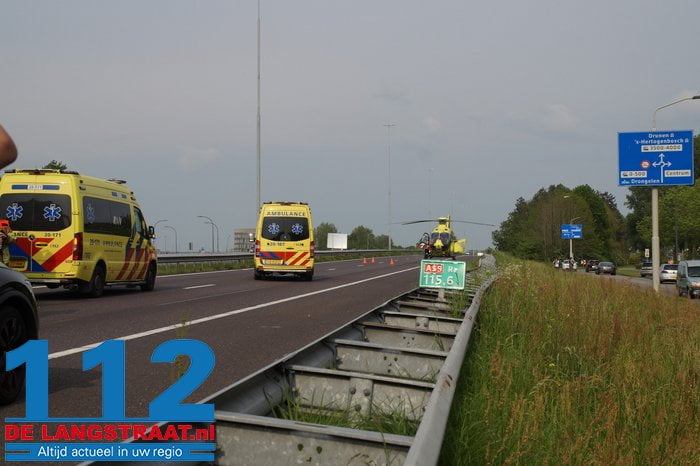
[2,0,699,252]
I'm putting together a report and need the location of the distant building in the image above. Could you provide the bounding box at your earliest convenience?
[233,228,256,253]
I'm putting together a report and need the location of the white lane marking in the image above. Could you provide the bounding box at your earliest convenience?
[48,266,419,360]
[327,268,336,271]
[158,289,258,306]
[183,284,215,290]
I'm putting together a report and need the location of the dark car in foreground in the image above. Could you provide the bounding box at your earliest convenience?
[585,260,600,273]
[0,264,39,405]
[596,261,617,275]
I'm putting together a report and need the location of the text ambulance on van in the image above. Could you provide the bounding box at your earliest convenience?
[0,169,157,297]
[254,202,314,281]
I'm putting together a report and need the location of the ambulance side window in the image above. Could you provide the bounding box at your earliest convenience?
[83,197,131,237]
[133,208,147,237]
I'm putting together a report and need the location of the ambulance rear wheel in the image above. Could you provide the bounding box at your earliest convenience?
[140,263,156,291]
[81,265,105,298]
[303,270,314,281]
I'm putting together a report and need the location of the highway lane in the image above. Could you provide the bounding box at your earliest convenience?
[579,269,697,300]
[1,255,426,423]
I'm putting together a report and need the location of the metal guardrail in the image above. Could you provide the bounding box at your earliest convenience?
[89,255,497,466]
[208,255,497,465]
[405,255,497,465]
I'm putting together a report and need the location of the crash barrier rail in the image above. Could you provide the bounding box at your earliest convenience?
[90,255,497,466]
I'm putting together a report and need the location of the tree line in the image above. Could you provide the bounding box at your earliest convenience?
[493,135,700,264]
[315,223,407,250]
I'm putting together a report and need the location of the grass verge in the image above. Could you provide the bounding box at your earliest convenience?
[441,254,700,465]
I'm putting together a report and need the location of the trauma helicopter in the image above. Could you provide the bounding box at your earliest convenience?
[403,216,495,259]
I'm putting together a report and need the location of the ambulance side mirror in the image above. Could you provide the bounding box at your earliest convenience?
[148,226,156,239]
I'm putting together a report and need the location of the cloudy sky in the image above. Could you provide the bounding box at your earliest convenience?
[2,0,699,251]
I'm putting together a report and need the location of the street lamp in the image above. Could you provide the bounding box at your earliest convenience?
[203,222,220,253]
[561,195,580,261]
[652,95,700,131]
[568,216,581,261]
[212,223,220,253]
[164,225,178,254]
[428,167,434,218]
[153,219,167,252]
[197,215,217,253]
[256,0,262,217]
[384,123,395,250]
[649,94,700,292]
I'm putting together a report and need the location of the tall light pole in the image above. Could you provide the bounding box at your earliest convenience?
[153,219,167,252]
[562,195,578,260]
[212,223,220,253]
[384,123,395,250]
[428,167,434,218]
[197,215,216,253]
[256,0,262,217]
[164,225,178,254]
[568,216,581,261]
[650,94,700,292]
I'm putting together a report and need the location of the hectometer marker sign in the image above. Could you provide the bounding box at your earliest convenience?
[618,130,694,186]
[420,260,466,290]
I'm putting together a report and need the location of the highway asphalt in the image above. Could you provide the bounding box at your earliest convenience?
[1,256,426,422]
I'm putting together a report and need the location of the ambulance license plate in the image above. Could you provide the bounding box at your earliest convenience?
[262,259,283,265]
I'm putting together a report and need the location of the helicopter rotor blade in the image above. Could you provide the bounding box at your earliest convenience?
[400,219,439,225]
[400,218,495,227]
[450,220,496,227]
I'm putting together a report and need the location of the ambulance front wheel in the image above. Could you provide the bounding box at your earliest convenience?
[81,264,105,298]
[140,262,157,291]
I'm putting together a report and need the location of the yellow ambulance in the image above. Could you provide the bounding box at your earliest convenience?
[0,169,157,297]
[254,201,314,281]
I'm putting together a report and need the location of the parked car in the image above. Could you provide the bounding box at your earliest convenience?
[0,264,39,405]
[676,260,700,299]
[561,259,570,271]
[659,263,678,283]
[640,261,653,277]
[585,260,600,273]
[596,261,617,275]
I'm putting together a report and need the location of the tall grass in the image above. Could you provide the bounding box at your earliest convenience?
[441,255,700,465]
[273,394,420,437]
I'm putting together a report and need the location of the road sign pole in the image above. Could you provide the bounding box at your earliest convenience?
[645,95,700,291]
[652,187,660,292]
[569,238,573,260]
[618,127,695,293]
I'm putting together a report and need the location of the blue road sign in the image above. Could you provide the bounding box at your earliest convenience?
[618,131,694,187]
[561,224,582,239]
